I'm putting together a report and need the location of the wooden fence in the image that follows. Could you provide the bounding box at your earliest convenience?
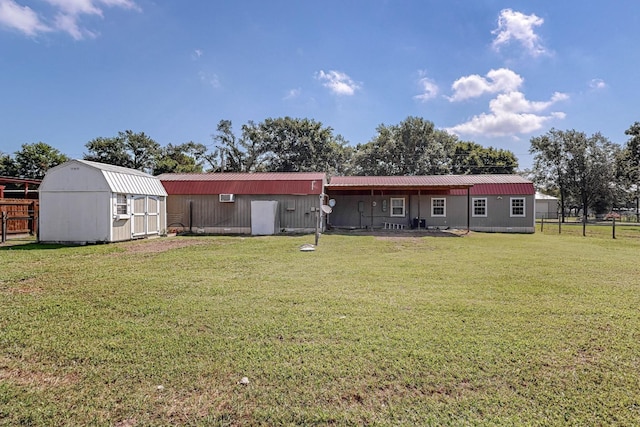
[0,199,39,243]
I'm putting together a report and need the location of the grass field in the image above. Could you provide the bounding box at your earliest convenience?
[1,231,640,426]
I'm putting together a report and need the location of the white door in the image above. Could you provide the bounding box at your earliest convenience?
[132,196,147,237]
[251,201,279,235]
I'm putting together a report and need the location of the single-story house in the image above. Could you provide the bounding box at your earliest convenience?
[535,192,559,219]
[158,172,326,235]
[39,159,167,244]
[326,175,536,233]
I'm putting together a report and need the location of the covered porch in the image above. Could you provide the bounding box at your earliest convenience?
[326,177,474,231]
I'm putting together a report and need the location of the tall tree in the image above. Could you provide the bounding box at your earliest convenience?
[153,142,207,175]
[530,128,570,222]
[13,142,69,179]
[450,142,518,174]
[0,151,17,176]
[125,130,160,172]
[565,131,618,234]
[211,117,350,174]
[251,117,349,173]
[210,120,256,172]
[84,136,130,166]
[351,116,456,176]
[531,129,618,229]
[84,130,160,172]
[238,120,271,172]
[616,122,640,214]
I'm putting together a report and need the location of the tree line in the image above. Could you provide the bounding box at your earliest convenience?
[3,115,640,220]
[530,124,640,221]
[0,116,517,180]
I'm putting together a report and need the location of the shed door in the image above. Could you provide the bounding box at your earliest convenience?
[147,197,160,234]
[132,196,147,237]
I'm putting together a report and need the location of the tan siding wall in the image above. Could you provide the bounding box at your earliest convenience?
[111,195,166,241]
[147,197,160,233]
[159,197,166,233]
[112,219,131,241]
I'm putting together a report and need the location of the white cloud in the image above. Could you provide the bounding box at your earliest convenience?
[315,70,360,96]
[0,0,51,36]
[589,78,607,90]
[448,68,523,102]
[413,73,439,102]
[490,91,568,114]
[0,0,139,39]
[54,12,93,40]
[283,88,301,100]
[492,9,547,56]
[446,91,568,137]
[44,0,139,15]
[199,71,220,89]
[192,49,203,60]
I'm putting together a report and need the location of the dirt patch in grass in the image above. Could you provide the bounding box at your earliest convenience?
[113,419,138,427]
[327,229,468,240]
[0,277,42,295]
[0,360,79,389]
[374,229,469,240]
[118,237,213,254]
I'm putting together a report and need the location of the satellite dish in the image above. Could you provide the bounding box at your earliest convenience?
[321,205,332,214]
[328,198,336,207]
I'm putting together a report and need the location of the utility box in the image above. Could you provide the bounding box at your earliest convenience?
[412,218,426,229]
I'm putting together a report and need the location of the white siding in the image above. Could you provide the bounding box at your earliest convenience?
[40,192,111,243]
[39,159,167,243]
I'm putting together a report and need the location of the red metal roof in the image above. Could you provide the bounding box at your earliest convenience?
[0,176,42,186]
[327,175,534,195]
[158,172,326,195]
[449,184,534,196]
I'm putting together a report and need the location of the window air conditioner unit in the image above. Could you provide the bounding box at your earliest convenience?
[219,194,235,203]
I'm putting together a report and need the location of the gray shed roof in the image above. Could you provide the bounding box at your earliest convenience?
[535,192,558,200]
[42,159,167,196]
[79,160,167,196]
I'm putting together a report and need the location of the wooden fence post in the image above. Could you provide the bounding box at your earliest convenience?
[1,211,6,243]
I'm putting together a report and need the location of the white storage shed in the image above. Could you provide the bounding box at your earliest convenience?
[535,192,559,219]
[39,159,167,244]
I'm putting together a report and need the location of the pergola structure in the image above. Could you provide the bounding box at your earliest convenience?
[0,176,42,199]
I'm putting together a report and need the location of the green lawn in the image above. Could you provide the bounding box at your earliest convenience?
[1,231,640,426]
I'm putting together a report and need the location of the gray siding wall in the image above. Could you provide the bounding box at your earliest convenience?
[329,194,535,233]
[166,194,319,234]
[536,200,558,219]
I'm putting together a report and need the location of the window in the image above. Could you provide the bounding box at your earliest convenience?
[390,198,405,217]
[511,197,525,217]
[431,198,446,217]
[286,199,296,211]
[473,198,487,217]
[116,194,128,215]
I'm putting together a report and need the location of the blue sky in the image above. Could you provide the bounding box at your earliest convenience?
[1,1,639,170]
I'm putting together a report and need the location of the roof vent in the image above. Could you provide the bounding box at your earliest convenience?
[219,194,235,203]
